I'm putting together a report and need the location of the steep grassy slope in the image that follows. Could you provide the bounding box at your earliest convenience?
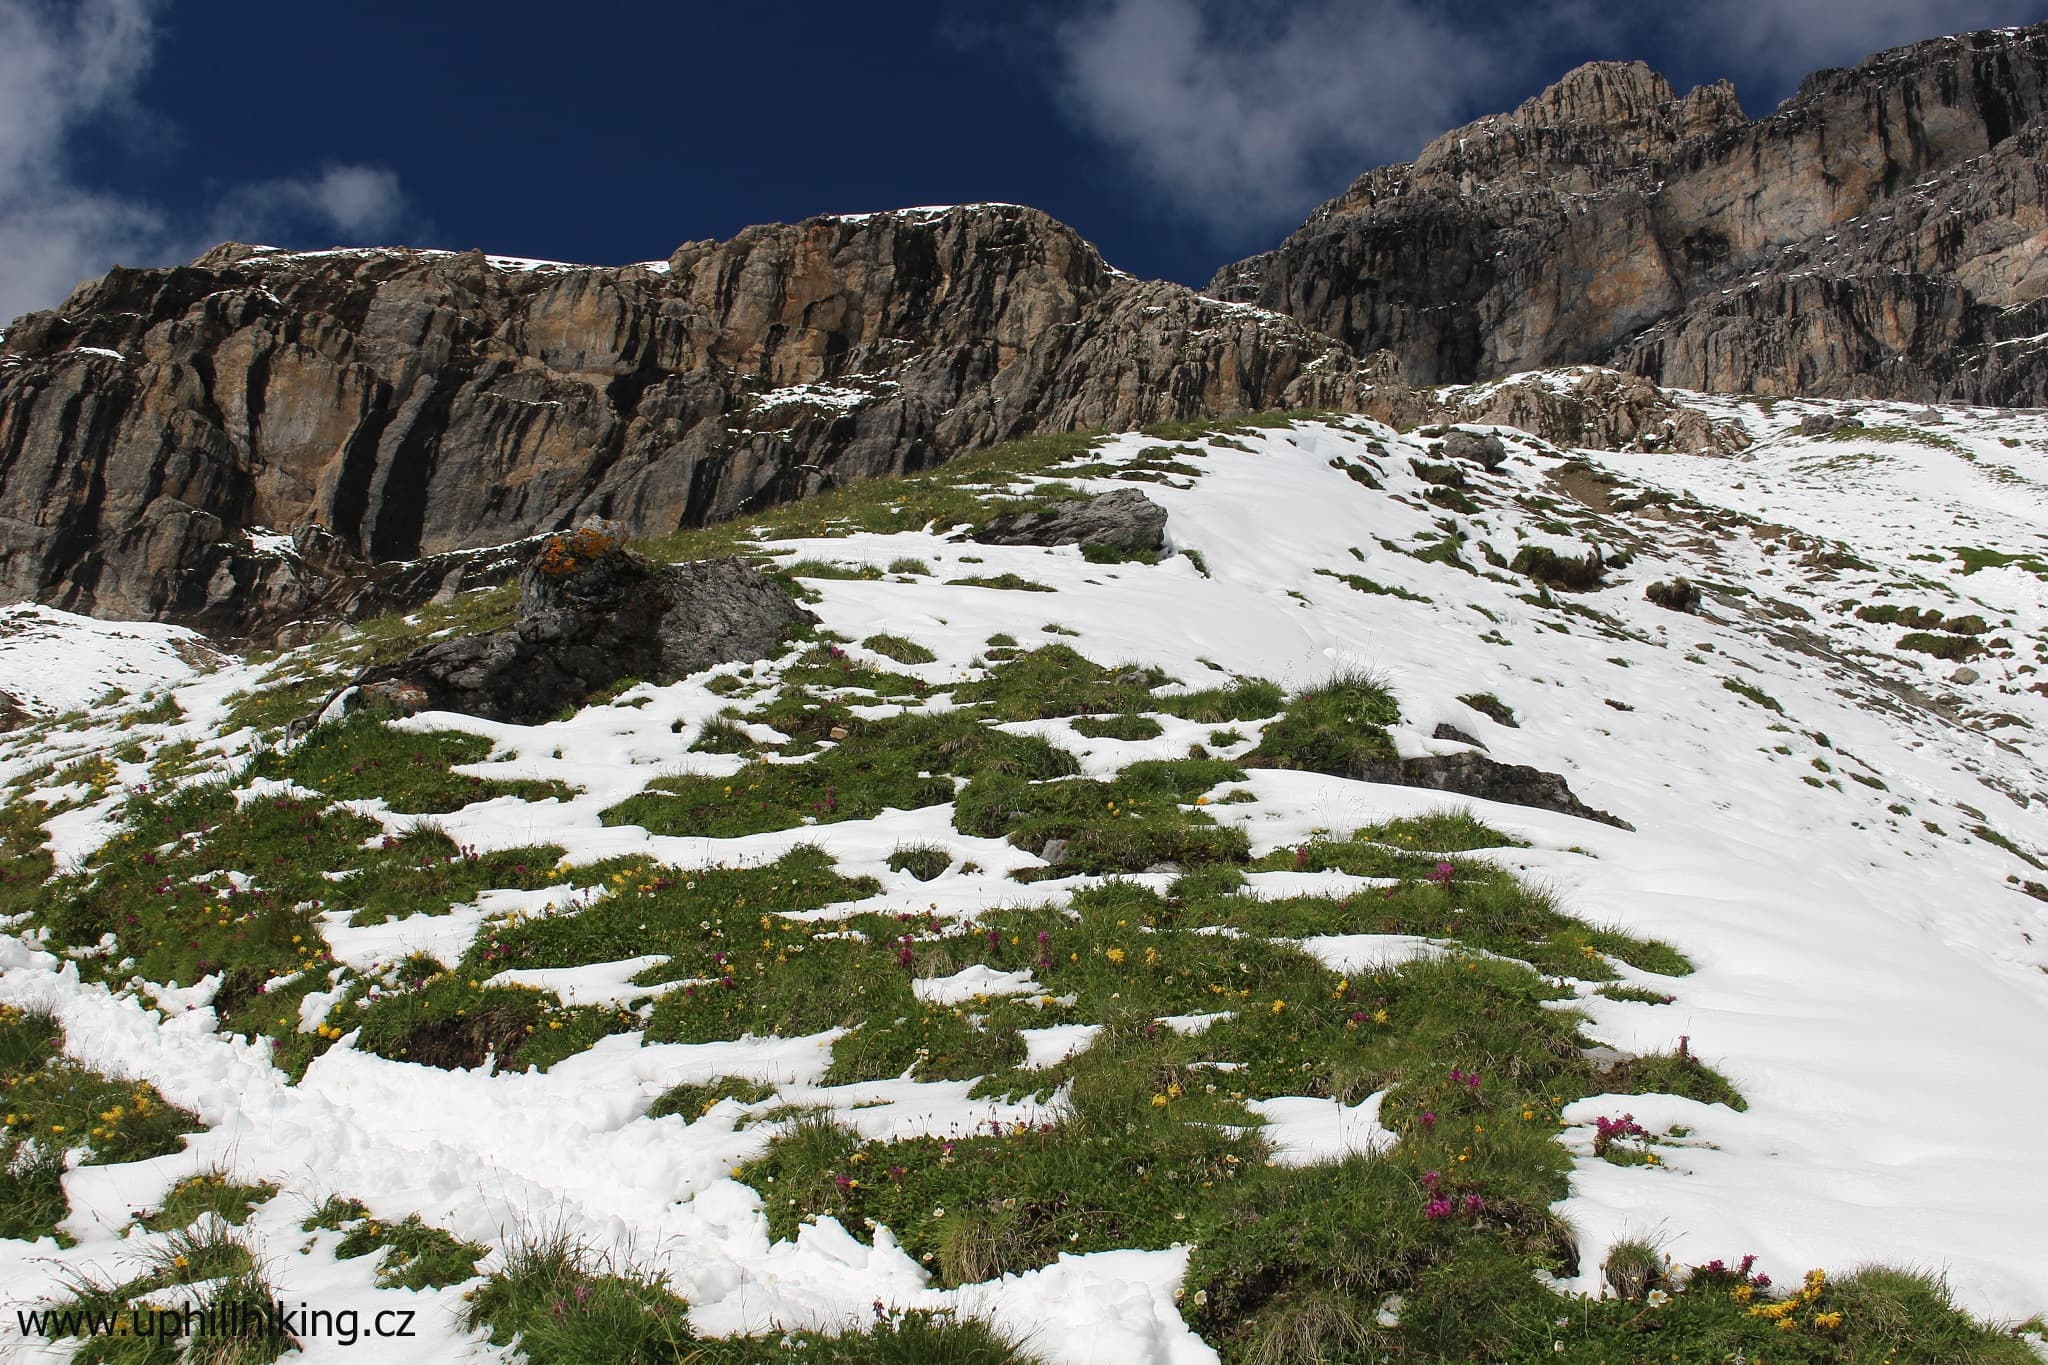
[0,395,2043,1361]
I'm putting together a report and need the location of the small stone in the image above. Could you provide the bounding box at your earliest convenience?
[1949,666,1980,685]
[828,725,850,740]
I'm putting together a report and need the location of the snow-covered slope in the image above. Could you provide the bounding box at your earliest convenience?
[1,391,2044,1361]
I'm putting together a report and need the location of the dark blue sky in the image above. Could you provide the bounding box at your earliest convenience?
[5,0,2046,322]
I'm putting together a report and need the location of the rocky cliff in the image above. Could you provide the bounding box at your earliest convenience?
[0,206,1366,635]
[9,23,2047,638]
[1209,24,2048,402]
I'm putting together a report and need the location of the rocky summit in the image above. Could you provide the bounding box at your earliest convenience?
[3,24,2048,644]
[1212,25,2048,400]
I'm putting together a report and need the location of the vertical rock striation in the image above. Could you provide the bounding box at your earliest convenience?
[1209,25,2048,403]
[0,207,1352,633]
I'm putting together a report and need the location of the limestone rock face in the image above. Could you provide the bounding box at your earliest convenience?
[1210,25,2048,403]
[0,207,1347,634]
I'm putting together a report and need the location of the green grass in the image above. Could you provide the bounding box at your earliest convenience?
[1358,809,1528,853]
[336,829,567,927]
[141,1170,276,1232]
[692,860,1731,1360]
[0,800,56,919]
[464,1226,1040,1363]
[316,1205,486,1289]
[688,715,755,754]
[460,846,879,980]
[346,965,637,1072]
[1822,423,1970,453]
[780,558,886,582]
[0,1007,202,1240]
[954,758,1251,874]
[1243,670,1401,777]
[603,711,1075,838]
[1313,568,1432,603]
[646,1076,775,1120]
[1457,693,1518,727]
[951,645,1281,724]
[944,573,1057,592]
[44,1223,292,1364]
[307,850,868,1066]
[1510,545,1606,590]
[27,780,568,1071]
[1237,837,1689,980]
[1611,1045,1747,1111]
[862,633,938,665]
[1856,602,1947,630]
[1898,631,1981,662]
[1080,543,1161,565]
[1070,713,1166,740]
[1951,545,2048,579]
[254,709,578,813]
[1971,825,2046,871]
[887,842,954,881]
[1720,677,1786,714]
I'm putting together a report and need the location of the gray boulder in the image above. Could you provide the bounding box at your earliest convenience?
[356,529,813,723]
[1439,429,1508,470]
[971,489,1168,553]
[1798,410,1861,437]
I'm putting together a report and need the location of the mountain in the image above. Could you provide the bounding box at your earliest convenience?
[1210,24,2048,400]
[0,396,2042,1359]
[0,208,1374,637]
[11,25,2048,640]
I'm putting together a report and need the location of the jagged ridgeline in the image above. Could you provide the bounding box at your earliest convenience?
[6,23,2048,642]
[1211,25,2048,396]
[0,207,1366,636]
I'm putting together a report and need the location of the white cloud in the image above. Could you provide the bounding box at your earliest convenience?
[1052,0,1508,241]
[207,164,408,243]
[0,0,410,325]
[1689,0,2048,88]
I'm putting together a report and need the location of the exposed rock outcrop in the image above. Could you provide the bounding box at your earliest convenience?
[970,489,1168,552]
[0,208,1351,635]
[355,528,813,723]
[1211,25,2048,405]
[1390,752,1632,830]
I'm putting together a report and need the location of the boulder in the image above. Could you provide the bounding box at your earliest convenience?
[355,528,813,723]
[1644,578,1701,612]
[1798,410,1861,437]
[1439,429,1508,470]
[971,489,1168,553]
[1384,752,1633,830]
